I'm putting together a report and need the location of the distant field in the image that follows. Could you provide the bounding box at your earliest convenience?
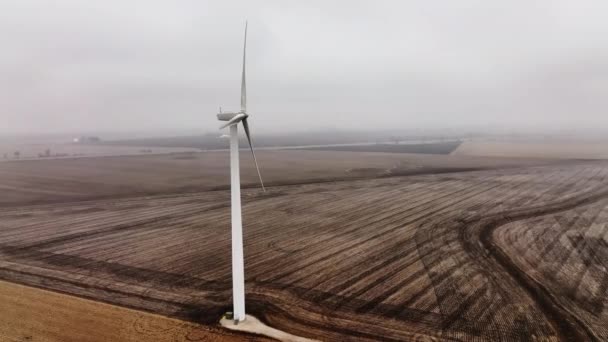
[1,160,607,340]
[101,131,413,150]
[0,142,197,161]
[298,141,462,154]
[454,141,608,159]
[0,150,552,207]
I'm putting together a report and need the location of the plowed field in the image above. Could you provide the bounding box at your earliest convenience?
[1,157,607,340]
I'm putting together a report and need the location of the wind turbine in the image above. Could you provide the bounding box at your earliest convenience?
[217,22,265,323]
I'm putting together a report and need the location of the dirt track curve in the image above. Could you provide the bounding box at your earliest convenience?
[474,188,608,341]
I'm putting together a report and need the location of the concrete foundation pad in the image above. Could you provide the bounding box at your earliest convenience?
[220,314,319,342]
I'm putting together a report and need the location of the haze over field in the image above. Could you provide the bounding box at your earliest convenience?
[2,0,608,136]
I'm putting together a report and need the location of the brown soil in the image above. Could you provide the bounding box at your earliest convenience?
[0,149,553,207]
[1,154,607,340]
[493,199,608,341]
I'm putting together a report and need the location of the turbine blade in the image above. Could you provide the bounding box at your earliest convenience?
[219,113,246,129]
[242,118,265,192]
[240,21,247,113]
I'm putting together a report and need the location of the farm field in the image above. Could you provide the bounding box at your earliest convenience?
[0,280,267,342]
[495,200,608,340]
[1,155,607,340]
[0,149,549,206]
[454,141,608,159]
[0,141,198,161]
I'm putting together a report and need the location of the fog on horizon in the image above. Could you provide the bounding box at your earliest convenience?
[1,1,608,137]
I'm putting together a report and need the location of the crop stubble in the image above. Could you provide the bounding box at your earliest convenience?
[0,160,607,340]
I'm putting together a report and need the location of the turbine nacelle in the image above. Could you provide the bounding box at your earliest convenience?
[217,111,246,122]
[219,113,248,129]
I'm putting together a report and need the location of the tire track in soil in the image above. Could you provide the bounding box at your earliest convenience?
[476,187,608,341]
[415,167,564,339]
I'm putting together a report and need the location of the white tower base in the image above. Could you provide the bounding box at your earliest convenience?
[230,124,246,322]
[221,314,318,341]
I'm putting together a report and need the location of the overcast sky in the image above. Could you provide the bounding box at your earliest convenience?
[1,0,607,135]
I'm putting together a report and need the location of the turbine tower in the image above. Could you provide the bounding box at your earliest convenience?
[217,22,265,323]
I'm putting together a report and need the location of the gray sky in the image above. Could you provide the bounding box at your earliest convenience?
[1,0,607,135]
